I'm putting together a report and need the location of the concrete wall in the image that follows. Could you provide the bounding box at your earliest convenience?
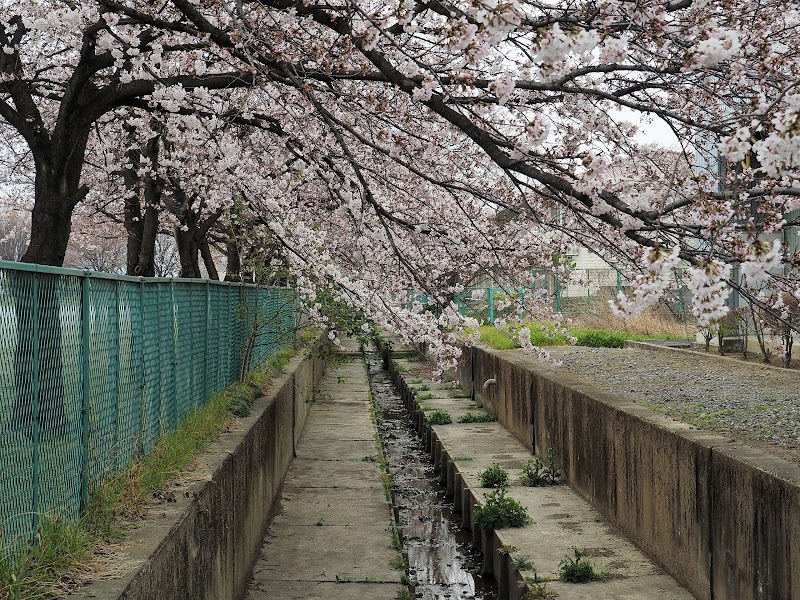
[465,344,800,600]
[71,352,325,600]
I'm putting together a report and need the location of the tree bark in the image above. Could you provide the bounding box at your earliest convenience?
[199,239,219,280]
[224,235,242,282]
[123,148,144,275]
[136,204,159,277]
[124,135,162,277]
[175,222,201,278]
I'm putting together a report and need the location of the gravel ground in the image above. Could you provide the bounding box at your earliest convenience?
[543,346,800,466]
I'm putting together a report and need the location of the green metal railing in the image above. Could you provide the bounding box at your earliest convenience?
[0,261,298,556]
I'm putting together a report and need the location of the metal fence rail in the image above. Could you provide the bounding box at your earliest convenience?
[0,261,298,556]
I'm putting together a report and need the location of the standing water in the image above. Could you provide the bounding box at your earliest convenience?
[366,351,498,599]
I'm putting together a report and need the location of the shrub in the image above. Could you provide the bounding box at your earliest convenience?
[427,409,452,425]
[459,412,497,423]
[521,449,562,487]
[472,488,532,530]
[478,464,510,488]
[558,548,606,583]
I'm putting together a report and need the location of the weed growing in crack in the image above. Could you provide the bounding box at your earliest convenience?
[472,488,532,530]
[478,464,510,488]
[459,412,496,423]
[558,547,608,583]
[426,409,452,425]
[512,554,534,571]
[396,588,413,600]
[390,557,409,570]
[452,455,473,461]
[523,582,559,599]
[521,449,562,487]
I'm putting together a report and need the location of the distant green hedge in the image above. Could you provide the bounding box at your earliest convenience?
[474,324,684,350]
[573,329,625,348]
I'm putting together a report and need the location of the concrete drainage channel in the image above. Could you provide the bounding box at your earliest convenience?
[376,340,699,600]
[366,349,498,599]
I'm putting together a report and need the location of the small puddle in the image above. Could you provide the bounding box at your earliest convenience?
[367,351,497,599]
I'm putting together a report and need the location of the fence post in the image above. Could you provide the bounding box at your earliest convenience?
[111,280,120,468]
[137,278,145,457]
[487,287,495,324]
[555,279,562,313]
[155,283,162,439]
[30,271,40,538]
[79,274,91,514]
[204,281,210,403]
[170,281,177,430]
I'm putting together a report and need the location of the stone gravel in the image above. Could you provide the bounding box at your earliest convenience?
[543,345,800,465]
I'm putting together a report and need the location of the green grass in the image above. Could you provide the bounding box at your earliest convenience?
[475,324,684,351]
[477,326,524,349]
[0,348,294,600]
[452,455,474,461]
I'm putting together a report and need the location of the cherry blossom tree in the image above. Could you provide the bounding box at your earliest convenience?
[4,0,800,370]
[193,0,800,366]
[0,1,260,265]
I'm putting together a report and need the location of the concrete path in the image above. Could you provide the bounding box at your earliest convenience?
[245,345,402,600]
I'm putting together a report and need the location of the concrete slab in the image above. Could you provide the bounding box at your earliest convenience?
[545,575,695,599]
[243,342,403,598]
[282,459,385,489]
[246,581,401,600]
[250,523,398,582]
[297,422,376,441]
[274,487,392,526]
[294,440,380,461]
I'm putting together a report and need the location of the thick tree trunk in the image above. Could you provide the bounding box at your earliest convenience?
[199,239,219,280]
[224,236,242,282]
[21,127,89,266]
[123,150,144,275]
[135,205,159,276]
[175,224,201,278]
[21,195,74,267]
[124,136,162,277]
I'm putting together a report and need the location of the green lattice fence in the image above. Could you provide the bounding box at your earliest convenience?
[0,261,298,556]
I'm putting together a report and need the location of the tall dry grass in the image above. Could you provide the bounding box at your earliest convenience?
[562,291,692,338]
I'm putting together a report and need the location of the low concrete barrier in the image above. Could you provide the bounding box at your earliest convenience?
[457,344,800,600]
[71,352,325,600]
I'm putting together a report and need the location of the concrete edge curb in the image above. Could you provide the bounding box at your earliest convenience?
[624,339,799,373]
